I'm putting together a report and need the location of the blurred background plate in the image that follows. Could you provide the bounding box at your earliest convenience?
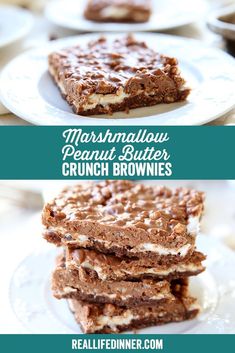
[0,4,34,49]
[208,4,235,40]
[45,0,208,33]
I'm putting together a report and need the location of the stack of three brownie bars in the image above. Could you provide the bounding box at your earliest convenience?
[42,181,206,333]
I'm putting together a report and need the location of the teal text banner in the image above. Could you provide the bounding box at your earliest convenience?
[0,126,234,179]
[0,334,234,353]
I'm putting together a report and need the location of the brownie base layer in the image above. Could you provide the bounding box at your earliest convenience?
[42,181,204,260]
[52,256,176,307]
[68,296,199,333]
[84,0,152,24]
[57,77,190,116]
[66,248,206,281]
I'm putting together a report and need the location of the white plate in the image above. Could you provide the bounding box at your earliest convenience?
[45,0,208,32]
[0,33,235,126]
[0,5,34,49]
[9,235,235,334]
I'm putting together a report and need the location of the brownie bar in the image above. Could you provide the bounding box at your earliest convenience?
[42,181,204,260]
[69,298,199,333]
[48,35,190,116]
[66,248,206,281]
[52,255,177,307]
[68,282,199,333]
[84,0,152,23]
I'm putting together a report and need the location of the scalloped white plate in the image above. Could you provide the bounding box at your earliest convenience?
[9,236,235,334]
[0,33,235,125]
[0,5,34,49]
[45,0,207,33]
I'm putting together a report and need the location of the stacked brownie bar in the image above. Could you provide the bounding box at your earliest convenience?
[42,181,206,333]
